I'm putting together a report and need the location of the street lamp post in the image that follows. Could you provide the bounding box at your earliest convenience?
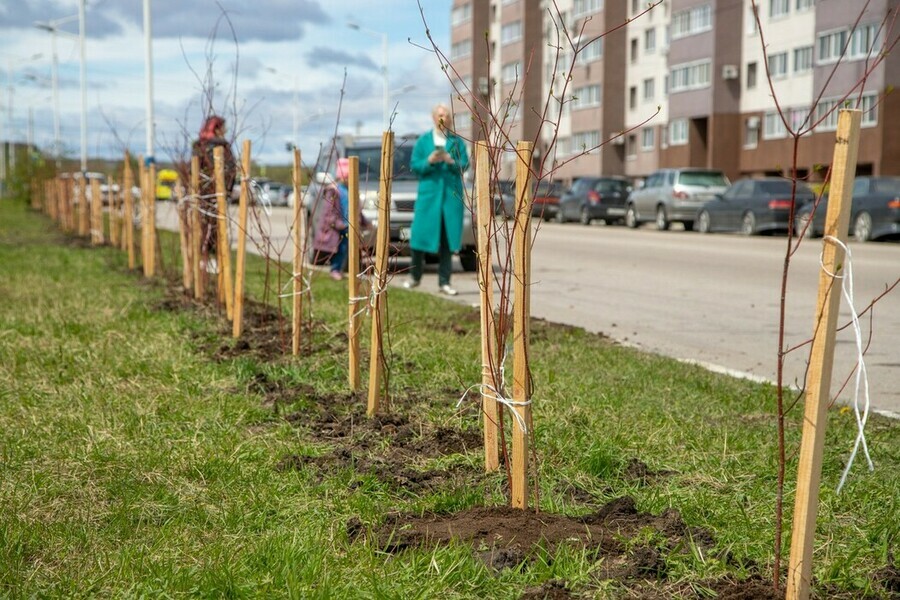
[143,0,155,164]
[34,14,78,169]
[347,22,389,131]
[78,0,87,173]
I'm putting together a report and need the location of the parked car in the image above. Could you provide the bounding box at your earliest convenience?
[499,179,564,221]
[256,180,290,207]
[556,176,631,225]
[305,135,479,272]
[695,178,816,235]
[794,176,900,242]
[625,168,730,230]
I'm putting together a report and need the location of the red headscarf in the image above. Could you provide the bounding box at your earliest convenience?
[199,115,225,142]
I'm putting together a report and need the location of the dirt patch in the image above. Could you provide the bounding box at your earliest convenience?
[623,458,675,484]
[518,580,573,599]
[871,555,899,596]
[277,447,478,493]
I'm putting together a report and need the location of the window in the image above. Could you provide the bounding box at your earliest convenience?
[626,134,637,159]
[501,21,522,44]
[747,3,759,34]
[763,112,788,139]
[769,0,789,18]
[641,127,655,150]
[744,118,759,148]
[793,46,813,73]
[789,107,810,131]
[660,126,668,148]
[767,52,788,78]
[572,130,601,153]
[861,93,878,126]
[451,39,472,59]
[575,38,604,64]
[818,93,879,129]
[747,62,757,88]
[501,61,521,84]
[850,24,879,59]
[629,86,637,109]
[796,0,814,10]
[630,38,639,63]
[573,0,604,18]
[669,60,711,92]
[671,4,712,40]
[631,0,640,16]
[818,30,848,64]
[642,77,655,102]
[644,28,656,53]
[669,118,688,145]
[571,84,602,110]
[451,3,471,26]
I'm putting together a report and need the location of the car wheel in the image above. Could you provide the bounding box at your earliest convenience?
[697,210,712,234]
[458,246,478,272]
[854,212,873,242]
[579,206,592,226]
[741,212,757,236]
[655,206,669,231]
[624,204,638,229]
[555,205,566,224]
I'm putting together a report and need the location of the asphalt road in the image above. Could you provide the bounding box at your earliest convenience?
[156,202,899,416]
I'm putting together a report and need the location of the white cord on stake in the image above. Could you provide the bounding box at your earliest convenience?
[278,272,311,299]
[819,236,874,493]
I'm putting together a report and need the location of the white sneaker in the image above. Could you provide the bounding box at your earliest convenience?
[403,278,420,289]
[439,284,458,296]
[205,258,218,274]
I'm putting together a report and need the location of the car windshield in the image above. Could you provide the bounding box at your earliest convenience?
[679,171,728,187]
[871,178,900,195]
[596,179,628,193]
[758,180,812,195]
[352,144,417,181]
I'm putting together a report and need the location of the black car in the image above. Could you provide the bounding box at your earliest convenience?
[555,176,631,225]
[695,178,816,235]
[794,176,900,242]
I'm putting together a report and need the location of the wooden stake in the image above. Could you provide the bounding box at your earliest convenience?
[347,156,362,389]
[292,149,304,356]
[90,178,103,245]
[233,140,252,338]
[109,176,120,248]
[138,157,148,274]
[147,162,157,277]
[78,175,88,237]
[191,156,203,299]
[786,109,862,600]
[214,146,234,320]
[367,131,394,416]
[123,154,136,269]
[178,186,192,291]
[511,140,534,509]
[476,141,500,472]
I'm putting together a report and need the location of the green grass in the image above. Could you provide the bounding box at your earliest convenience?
[0,197,898,598]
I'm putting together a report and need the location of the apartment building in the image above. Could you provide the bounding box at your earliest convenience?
[449,0,899,184]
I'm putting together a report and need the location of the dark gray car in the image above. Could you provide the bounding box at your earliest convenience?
[696,178,815,235]
[625,168,730,231]
[556,176,631,225]
[794,176,900,242]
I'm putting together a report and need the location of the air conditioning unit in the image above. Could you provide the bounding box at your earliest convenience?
[611,133,626,146]
[721,64,739,80]
[747,116,761,129]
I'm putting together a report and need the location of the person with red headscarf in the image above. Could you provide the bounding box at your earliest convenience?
[192,115,236,274]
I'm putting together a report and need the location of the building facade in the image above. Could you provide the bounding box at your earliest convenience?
[449,0,899,183]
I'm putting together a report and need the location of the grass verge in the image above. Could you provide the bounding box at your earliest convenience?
[1,199,897,598]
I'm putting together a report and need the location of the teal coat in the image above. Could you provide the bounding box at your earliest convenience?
[409,130,470,253]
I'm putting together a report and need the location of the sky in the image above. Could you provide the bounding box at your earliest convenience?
[1,0,453,167]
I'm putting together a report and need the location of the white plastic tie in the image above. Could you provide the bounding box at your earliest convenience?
[278,271,311,299]
[820,236,874,493]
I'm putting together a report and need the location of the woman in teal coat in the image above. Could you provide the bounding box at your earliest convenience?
[406,104,470,295]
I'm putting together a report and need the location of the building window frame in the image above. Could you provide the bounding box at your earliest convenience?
[501,61,521,84]
[451,39,472,60]
[769,0,789,19]
[501,20,523,44]
[451,3,472,27]
[669,118,688,146]
[641,127,655,150]
[671,4,712,40]
[793,46,813,73]
[767,51,789,79]
[763,111,788,139]
[669,60,711,93]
